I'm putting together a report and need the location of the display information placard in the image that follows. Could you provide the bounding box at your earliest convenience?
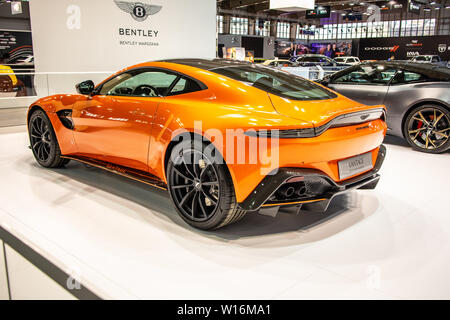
[0,30,36,97]
[306,6,331,19]
[0,30,33,66]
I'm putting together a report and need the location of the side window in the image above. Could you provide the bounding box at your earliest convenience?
[391,70,426,85]
[99,69,178,97]
[333,65,396,85]
[403,71,425,82]
[167,77,202,96]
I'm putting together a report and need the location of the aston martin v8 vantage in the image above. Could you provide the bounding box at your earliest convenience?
[27,59,387,229]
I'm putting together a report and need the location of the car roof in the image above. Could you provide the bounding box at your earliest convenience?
[157,58,252,71]
[301,54,328,57]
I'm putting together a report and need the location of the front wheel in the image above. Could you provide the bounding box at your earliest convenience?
[28,110,69,168]
[403,105,450,154]
[166,140,246,230]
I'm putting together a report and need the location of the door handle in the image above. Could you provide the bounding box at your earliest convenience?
[368,93,378,97]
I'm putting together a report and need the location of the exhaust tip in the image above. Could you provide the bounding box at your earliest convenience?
[297,186,307,196]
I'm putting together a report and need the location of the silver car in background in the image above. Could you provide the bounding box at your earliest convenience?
[320,62,450,153]
[410,55,447,67]
[334,56,361,65]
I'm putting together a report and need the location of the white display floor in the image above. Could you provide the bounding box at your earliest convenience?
[0,126,449,299]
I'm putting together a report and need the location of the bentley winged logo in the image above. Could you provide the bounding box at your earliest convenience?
[114,0,162,22]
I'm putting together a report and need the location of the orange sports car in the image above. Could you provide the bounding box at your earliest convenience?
[27,59,387,230]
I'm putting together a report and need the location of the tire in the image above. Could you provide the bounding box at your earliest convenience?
[28,109,70,168]
[403,104,450,154]
[166,139,246,230]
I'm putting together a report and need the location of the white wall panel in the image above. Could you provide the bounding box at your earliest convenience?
[29,0,216,73]
[5,245,76,300]
[0,242,9,300]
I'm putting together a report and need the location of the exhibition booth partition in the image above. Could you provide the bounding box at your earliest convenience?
[1,0,216,108]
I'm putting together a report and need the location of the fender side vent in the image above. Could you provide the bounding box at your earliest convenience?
[57,110,74,130]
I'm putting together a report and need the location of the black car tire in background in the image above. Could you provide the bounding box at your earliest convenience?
[167,140,247,230]
[403,104,450,154]
[28,109,70,168]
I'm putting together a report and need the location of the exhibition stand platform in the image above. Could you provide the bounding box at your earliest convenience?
[0,126,449,299]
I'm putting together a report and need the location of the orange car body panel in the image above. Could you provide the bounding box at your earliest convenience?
[28,61,387,203]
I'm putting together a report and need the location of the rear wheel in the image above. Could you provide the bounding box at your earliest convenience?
[28,110,69,168]
[167,140,246,230]
[404,105,450,154]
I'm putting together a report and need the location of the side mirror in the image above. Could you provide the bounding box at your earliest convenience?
[76,80,95,95]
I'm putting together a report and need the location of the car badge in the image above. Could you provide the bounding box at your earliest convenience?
[114,0,162,22]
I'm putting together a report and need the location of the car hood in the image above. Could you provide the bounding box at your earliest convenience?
[267,93,379,127]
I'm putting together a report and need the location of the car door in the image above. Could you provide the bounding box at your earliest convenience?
[328,64,398,106]
[381,69,431,136]
[72,68,178,172]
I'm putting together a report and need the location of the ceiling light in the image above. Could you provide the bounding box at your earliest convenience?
[430,1,436,4]
[10,1,22,15]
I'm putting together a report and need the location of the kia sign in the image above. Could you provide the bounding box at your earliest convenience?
[359,36,450,60]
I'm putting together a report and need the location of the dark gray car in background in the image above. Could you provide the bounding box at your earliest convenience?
[319,62,450,153]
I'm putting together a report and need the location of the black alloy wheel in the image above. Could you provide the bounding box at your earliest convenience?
[28,110,69,168]
[169,148,220,222]
[404,105,450,154]
[167,140,247,230]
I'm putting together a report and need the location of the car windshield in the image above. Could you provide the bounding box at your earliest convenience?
[211,65,337,101]
[334,58,345,62]
[414,56,430,61]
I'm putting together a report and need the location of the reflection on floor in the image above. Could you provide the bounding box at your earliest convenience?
[0,126,449,299]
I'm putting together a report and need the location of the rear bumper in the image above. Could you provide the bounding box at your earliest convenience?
[238,144,386,211]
